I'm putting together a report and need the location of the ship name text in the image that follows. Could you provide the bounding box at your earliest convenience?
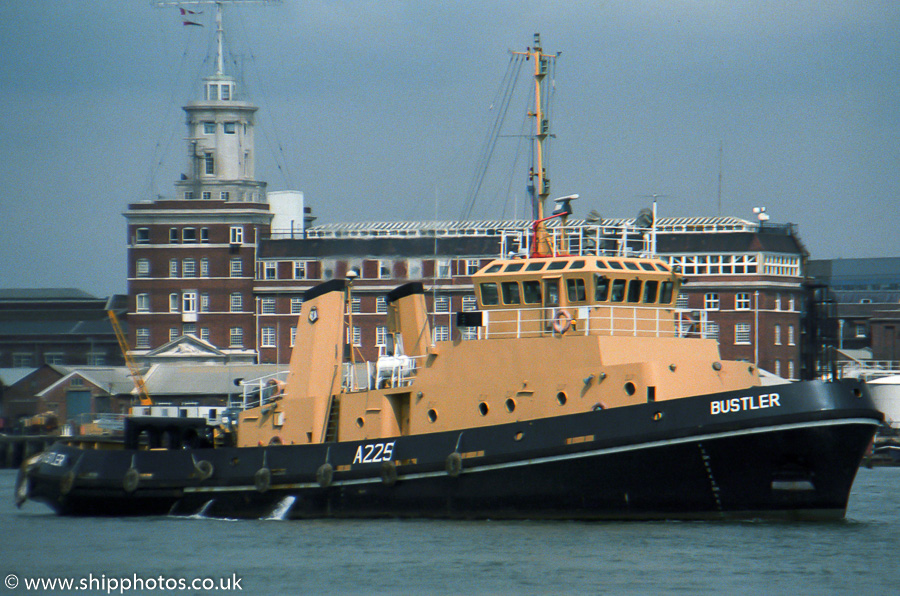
[710,393,781,416]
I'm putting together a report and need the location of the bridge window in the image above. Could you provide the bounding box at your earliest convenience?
[660,281,675,304]
[642,280,659,303]
[566,278,586,303]
[611,279,627,302]
[547,261,567,271]
[627,280,643,303]
[526,262,546,272]
[544,280,560,306]
[639,263,655,271]
[501,282,521,305]
[504,263,524,272]
[624,262,641,271]
[596,260,609,270]
[595,275,610,301]
[480,283,499,306]
[608,261,624,270]
[569,260,585,269]
[523,281,541,304]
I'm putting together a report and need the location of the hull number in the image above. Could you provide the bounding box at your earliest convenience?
[352,441,395,464]
[710,393,781,416]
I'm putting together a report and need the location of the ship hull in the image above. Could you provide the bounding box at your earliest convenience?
[18,380,881,521]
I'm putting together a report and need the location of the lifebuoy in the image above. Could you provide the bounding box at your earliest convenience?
[254,467,271,493]
[316,463,334,488]
[552,309,573,334]
[446,452,463,477]
[381,461,398,486]
[123,468,139,493]
[266,379,286,398]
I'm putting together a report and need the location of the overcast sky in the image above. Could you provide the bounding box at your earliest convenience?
[1,1,898,296]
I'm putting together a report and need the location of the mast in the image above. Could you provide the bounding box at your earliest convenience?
[514,34,559,257]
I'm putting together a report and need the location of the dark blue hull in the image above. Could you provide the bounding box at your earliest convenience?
[19,380,881,521]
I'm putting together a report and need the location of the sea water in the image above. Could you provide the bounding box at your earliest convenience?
[3,468,899,595]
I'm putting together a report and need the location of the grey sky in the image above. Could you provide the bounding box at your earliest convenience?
[1,1,897,296]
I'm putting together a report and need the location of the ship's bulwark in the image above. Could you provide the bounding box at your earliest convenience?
[21,380,881,520]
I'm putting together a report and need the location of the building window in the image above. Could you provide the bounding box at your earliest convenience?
[88,353,106,366]
[293,261,310,279]
[169,228,179,243]
[375,296,387,314]
[437,259,451,279]
[184,191,194,200]
[183,292,197,313]
[462,296,477,312]
[378,260,392,279]
[200,293,209,312]
[183,259,196,278]
[230,293,243,312]
[203,121,215,134]
[182,228,197,243]
[230,226,243,244]
[466,259,480,275]
[351,297,362,314]
[200,258,209,277]
[200,327,210,341]
[788,360,795,380]
[375,326,388,348]
[775,360,782,376]
[229,327,243,348]
[704,321,720,340]
[433,325,450,342]
[44,353,65,365]
[676,293,689,309]
[134,328,149,349]
[774,324,782,345]
[350,326,361,347]
[136,293,150,313]
[789,296,796,311]
[12,353,33,367]
[220,191,230,201]
[434,295,450,314]
[263,262,277,280]
[136,259,150,277]
[169,259,178,278]
[855,324,867,338]
[290,326,297,347]
[735,292,751,311]
[201,191,211,200]
[261,297,276,314]
[735,323,751,345]
[169,328,179,342]
[135,228,149,244]
[260,327,276,348]
[704,293,720,311]
[183,323,196,337]
[462,327,477,340]
[200,228,209,243]
[224,122,236,134]
[788,325,795,346]
[204,152,214,175]
[230,258,242,277]
[169,293,179,313]
[291,297,303,314]
[775,293,782,311]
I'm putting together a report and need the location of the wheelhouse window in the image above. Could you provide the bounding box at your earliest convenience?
[501,282,521,305]
[522,281,541,304]
[543,279,560,306]
[610,279,627,302]
[626,280,642,303]
[566,278,586,303]
[660,281,675,304]
[479,283,499,306]
[595,275,610,302]
[642,280,658,303]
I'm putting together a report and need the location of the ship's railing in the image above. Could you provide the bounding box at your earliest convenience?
[232,371,290,411]
[460,306,710,340]
[499,224,656,258]
[341,354,427,392]
[836,360,900,381]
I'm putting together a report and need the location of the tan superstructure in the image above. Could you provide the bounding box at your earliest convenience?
[236,254,761,447]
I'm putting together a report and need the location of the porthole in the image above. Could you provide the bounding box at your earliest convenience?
[356,417,365,428]
[478,402,489,416]
[427,409,438,423]
[556,391,567,406]
[505,398,516,413]
[624,382,636,396]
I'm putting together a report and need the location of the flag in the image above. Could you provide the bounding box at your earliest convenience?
[180,6,203,26]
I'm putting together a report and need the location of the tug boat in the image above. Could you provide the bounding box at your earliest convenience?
[15,35,882,520]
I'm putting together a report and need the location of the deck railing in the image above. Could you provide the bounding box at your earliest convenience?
[233,370,290,411]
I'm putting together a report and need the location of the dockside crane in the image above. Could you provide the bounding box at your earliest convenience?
[107,310,152,407]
